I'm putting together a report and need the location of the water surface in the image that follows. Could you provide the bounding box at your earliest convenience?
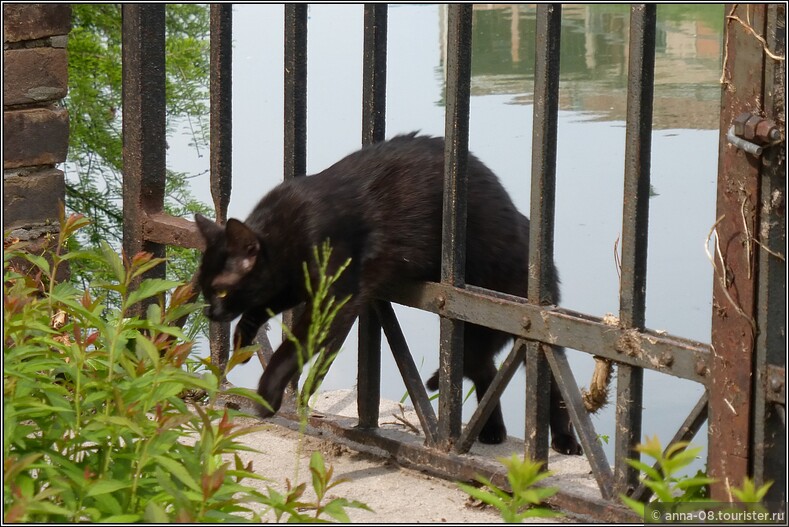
[171,4,723,471]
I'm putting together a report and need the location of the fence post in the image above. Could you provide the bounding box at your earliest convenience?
[357,3,388,430]
[524,3,561,465]
[208,4,234,374]
[438,4,473,450]
[121,4,166,315]
[709,3,769,501]
[749,3,786,509]
[615,3,656,496]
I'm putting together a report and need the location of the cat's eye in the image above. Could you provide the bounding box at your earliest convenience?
[215,289,228,299]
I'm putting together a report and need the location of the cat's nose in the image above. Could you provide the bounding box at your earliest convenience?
[205,304,235,322]
[205,305,225,321]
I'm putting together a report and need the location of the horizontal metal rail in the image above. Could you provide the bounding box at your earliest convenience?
[381,280,711,385]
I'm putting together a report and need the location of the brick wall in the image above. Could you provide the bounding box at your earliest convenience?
[3,4,71,251]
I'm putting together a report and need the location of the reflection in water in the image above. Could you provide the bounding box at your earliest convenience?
[440,4,723,128]
[173,4,720,474]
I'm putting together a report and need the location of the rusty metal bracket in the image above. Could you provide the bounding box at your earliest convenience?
[727,112,782,156]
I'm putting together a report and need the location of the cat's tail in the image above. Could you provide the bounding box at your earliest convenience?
[426,370,439,391]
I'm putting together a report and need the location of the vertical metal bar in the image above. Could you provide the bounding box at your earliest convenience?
[361,4,387,146]
[282,4,308,398]
[615,4,655,496]
[751,4,786,508]
[524,3,561,464]
[284,4,308,181]
[357,4,388,430]
[438,4,473,450]
[208,4,234,374]
[709,3,766,501]
[121,4,166,317]
[210,5,233,222]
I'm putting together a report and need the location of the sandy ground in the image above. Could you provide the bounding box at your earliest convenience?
[226,389,597,523]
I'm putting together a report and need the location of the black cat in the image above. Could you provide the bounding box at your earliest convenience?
[195,132,581,453]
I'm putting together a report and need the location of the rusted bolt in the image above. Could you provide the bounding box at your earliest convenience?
[659,352,674,368]
[733,112,751,137]
[755,119,781,143]
[743,114,762,140]
[770,375,784,392]
[521,316,531,330]
[436,295,446,309]
[695,360,708,377]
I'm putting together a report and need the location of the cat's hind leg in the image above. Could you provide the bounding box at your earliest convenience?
[425,324,510,445]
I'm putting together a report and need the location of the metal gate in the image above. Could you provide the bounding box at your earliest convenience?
[121,4,785,520]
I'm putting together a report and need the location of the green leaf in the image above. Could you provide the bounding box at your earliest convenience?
[99,514,141,523]
[25,500,73,518]
[457,482,507,512]
[626,458,661,483]
[134,335,160,365]
[125,279,181,310]
[144,501,170,523]
[322,498,371,522]
[100,240,126,284]
[18,252,51,276]
[85,479,131,497]
[94,415,145,437]
[620,494,645,518]
[153,455,201,493]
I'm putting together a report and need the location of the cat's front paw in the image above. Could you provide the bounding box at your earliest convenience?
[256,402,276,419]
[551,433,583,455]
[478,422,507,444]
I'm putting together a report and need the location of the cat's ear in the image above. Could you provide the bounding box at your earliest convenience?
[225,218,260,271]
[195,213,223,245]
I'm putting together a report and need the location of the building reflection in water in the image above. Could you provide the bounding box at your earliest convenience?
[439,4,723,130]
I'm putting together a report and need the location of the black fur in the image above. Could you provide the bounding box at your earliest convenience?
[195,133,581,453]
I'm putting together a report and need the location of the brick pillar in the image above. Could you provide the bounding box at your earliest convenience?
[3,4,71,253]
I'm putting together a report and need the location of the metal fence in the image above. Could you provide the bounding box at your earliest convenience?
[120,4,785,520]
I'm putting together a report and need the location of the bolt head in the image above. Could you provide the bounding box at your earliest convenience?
[743,114,762,140]
[733,112,752,136]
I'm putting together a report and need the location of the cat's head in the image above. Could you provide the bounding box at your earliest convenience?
[195,214,263,322]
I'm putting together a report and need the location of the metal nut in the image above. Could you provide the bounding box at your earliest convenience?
[755,119,781,143]
[733,112,751,136]
[743,114,761,140]
[659,352,674,368]
[436,295,446,309]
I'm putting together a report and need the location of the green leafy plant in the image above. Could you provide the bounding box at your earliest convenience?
[277,241,352,416]
[458,454,562,522]
[620,436,714,517]
[243,240,371,522]
[259,452,371,522]
[620,437,775,522]
[4,216,372,523]
[3,215,274,522]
